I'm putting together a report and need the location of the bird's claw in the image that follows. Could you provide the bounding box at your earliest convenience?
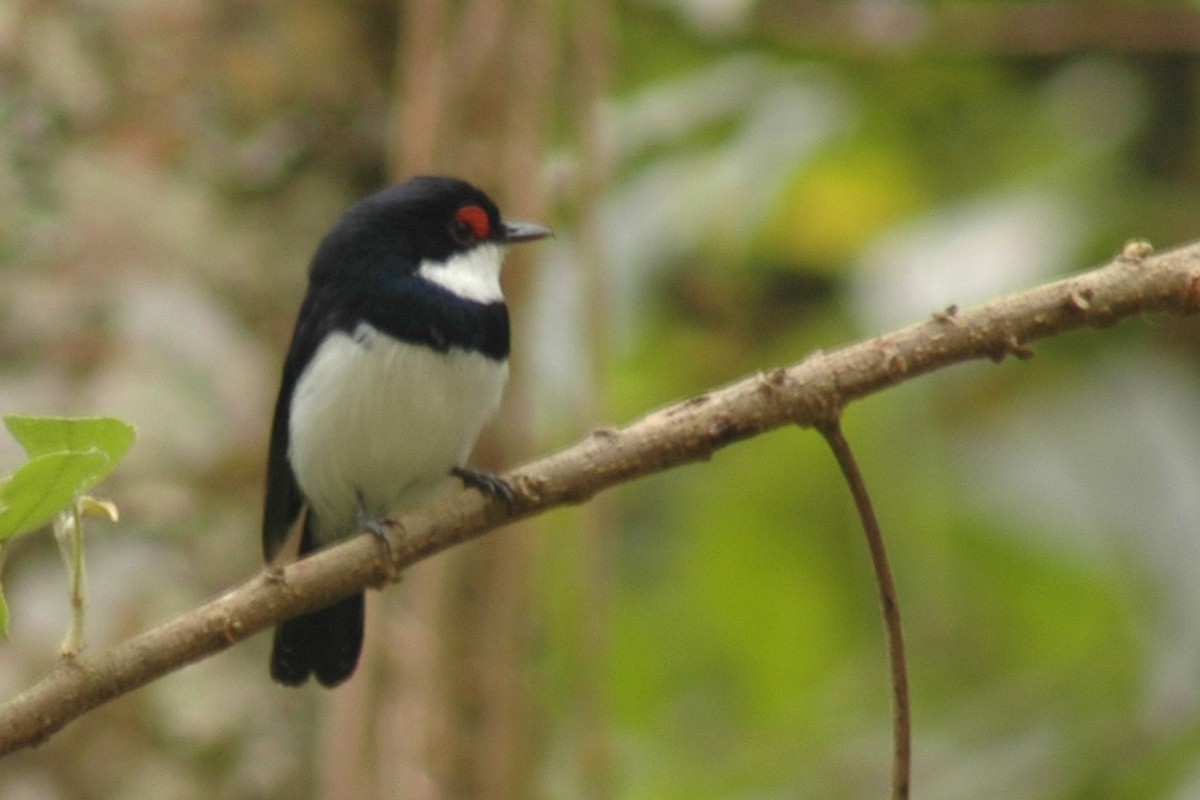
[451,467,516,512]
[355,490,397,556]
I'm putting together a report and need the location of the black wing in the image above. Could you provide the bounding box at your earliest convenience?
[261,288,339,562]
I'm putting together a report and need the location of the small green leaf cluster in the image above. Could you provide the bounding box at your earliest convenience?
[0,416,135,642]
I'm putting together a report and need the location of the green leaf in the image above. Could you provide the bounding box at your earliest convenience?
[4,416,136,472]
[0,450,110,541]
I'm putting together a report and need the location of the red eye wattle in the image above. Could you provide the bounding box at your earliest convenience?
[454,204,490,240]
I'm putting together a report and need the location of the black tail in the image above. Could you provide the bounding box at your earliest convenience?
[270,592,364,687]
[269,515,364,688]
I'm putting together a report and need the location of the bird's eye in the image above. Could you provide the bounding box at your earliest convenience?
[451,204,490,244]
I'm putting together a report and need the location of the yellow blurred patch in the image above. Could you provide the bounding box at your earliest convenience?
[757,146,926,269]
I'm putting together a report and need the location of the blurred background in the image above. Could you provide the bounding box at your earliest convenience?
[3,0,1200,798]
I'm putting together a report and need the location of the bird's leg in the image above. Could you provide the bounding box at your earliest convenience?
[355,489,398,556]
[450,466,516,512]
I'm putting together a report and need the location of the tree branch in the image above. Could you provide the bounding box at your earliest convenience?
[759,1,1200,56]
[1,239,1198,756]
[818,421,910,800]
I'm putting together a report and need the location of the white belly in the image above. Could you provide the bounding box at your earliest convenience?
[288,323,508,542]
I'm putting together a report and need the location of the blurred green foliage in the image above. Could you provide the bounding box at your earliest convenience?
[4,1,1200,798]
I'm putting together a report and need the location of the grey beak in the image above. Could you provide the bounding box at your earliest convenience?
[501,219,553,244]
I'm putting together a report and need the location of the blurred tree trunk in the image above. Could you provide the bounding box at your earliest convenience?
[318,1,576,798]
[565,0,616,797]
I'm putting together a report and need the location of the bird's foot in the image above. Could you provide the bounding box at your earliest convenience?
[451,466,516,512]
[355,490,398,554]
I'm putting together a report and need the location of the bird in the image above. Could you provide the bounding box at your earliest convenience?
[261,175,551,687]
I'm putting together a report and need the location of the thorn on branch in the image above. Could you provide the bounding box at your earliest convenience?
[760,367,790,391]
[1120,239,1154,263]
[511,473,547,505]
[985,335,1036,362]
[1064,287,1093,312]
[931,304,960,324]
[588,426,619,442]
[223,616,245,644]
[1007,335,1036,360]
[668,394,712,417]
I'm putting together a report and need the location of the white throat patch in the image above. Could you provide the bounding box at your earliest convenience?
[417,243,505,303]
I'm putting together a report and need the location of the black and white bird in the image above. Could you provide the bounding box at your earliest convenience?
[262,176,550,687]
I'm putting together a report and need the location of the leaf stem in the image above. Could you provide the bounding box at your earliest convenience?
[54,503,86,657]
